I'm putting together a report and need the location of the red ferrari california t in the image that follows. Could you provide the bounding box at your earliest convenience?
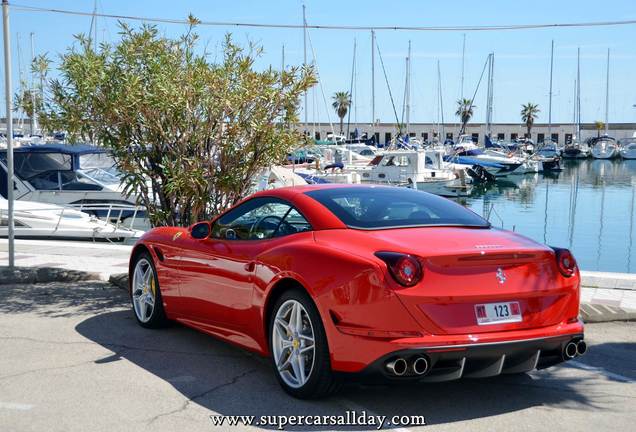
[129,184,585,398]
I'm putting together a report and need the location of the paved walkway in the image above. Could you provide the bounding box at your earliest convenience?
[1,279,634,432]
[0,239,131,281]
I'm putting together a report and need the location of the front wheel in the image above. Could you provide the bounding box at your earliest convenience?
[131,251,168,328]
[269,289,340,399]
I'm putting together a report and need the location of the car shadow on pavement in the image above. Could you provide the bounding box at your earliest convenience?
[75,307,602,429]
[0,281,123,318]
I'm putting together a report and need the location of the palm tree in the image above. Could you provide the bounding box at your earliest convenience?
[594,120,605,137]
[520,103,540,138]
[332,91,351,134]
[455,98,475,134]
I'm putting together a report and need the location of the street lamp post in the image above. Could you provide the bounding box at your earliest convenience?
[2,0,14,269]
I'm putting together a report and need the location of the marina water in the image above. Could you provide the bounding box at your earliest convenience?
[458,159,636,272]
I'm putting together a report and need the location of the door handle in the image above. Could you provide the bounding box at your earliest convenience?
[244,261,256,272]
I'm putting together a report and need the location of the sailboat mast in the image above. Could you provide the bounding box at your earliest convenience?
[281,44,285,71]
[577,47,581,141]
[460,33,466,99]
[93,0,97,51]
[29,32,37,135]
[485,53,494,137]
[605,48,610,135]
[302,5,307,131]
[353,38,358,133]
[548,40,554,141]
[371,30,375,126]
[16,32,23,131]
[573,79,577,140]
[438,60,445,140]
[406,40,411,135]
[346,38,356,139]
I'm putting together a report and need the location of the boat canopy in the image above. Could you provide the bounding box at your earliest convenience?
[444,155,505,169]
[2,143,107,156]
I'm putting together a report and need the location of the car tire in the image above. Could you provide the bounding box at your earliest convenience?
[269,289,341,399]
[130,251,169,329]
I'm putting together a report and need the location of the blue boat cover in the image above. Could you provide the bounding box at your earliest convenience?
[296,172,331,184]
[1,143,106,155]
[443,155,505,169]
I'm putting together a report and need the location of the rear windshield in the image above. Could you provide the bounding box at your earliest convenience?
[305,187,490,229]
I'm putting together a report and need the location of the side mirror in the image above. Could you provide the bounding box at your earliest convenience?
[190,221,211,240]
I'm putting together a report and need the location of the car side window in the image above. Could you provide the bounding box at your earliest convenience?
[272,208,312,238]
[211,198,311,241]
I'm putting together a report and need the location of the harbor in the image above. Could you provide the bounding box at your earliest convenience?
[0,1,635,430]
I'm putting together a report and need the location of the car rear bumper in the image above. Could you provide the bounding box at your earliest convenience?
[343,333,584,383]
[327,319,584,375]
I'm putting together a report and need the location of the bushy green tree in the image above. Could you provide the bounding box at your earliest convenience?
[29,20,316,226]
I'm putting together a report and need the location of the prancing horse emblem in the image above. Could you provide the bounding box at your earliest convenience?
[172,231,183,241]
[496,267,507,284]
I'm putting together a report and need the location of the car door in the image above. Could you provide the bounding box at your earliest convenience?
[177,197,309,335]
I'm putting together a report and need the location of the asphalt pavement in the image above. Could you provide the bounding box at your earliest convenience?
[0,280,634,432]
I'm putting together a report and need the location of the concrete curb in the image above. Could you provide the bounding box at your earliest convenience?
[0,266,101,285]
[580,271,636,290]
[109,273,128,291]
[580,303,636,323]
[580,272,636,311]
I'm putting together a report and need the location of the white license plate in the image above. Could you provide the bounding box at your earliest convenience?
[475,301,522,325]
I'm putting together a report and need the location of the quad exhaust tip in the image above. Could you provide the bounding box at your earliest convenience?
[386,358,408,376]
[564,341,578,359]
[576,340,587,356]
[413,356,430,375]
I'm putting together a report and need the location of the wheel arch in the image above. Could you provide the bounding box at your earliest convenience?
[263,277,323,352]
[129,243,152,293]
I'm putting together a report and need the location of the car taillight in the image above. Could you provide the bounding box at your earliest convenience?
[375,252,423,287]
[552,247,577,277]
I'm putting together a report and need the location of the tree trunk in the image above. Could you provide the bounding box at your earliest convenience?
[340,117,344,134]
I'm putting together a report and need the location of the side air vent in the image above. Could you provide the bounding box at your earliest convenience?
[153,246,165,262]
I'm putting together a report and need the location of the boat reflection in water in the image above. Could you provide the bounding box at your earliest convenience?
[454,159,636,273]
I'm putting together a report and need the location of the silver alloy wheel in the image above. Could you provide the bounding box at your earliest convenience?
[132,258,156,323]
[272,299,316,388]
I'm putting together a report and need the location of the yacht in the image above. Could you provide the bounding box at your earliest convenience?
[0,197,143,241]
[562,141,591,159]
[0,144,140,221]
[534,144,562,171]
[445,134,524,178]
[591,136,619,159]
[619,136,636,159]
[355,149,473,197]
[296,149,473,197]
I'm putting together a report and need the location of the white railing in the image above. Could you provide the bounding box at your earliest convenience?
[1,202,148,243]
[68,202,148,232]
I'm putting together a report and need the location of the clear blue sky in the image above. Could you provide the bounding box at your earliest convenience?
[5,0,636,125]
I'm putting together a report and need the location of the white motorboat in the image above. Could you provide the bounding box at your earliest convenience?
[591,136,619,159]
[294,149,472,197]
[619,136,636,159]
[447,135,524,178]
[355,149,473,197]
[0,144,141,222]
[562,142,591,159]
[253,165,309,191]
[0,197,143,241]
[533,145,562,171]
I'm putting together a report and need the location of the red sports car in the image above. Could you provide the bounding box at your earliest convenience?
[129,184,585,398]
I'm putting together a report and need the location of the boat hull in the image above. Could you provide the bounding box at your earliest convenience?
[620,145,636,160]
